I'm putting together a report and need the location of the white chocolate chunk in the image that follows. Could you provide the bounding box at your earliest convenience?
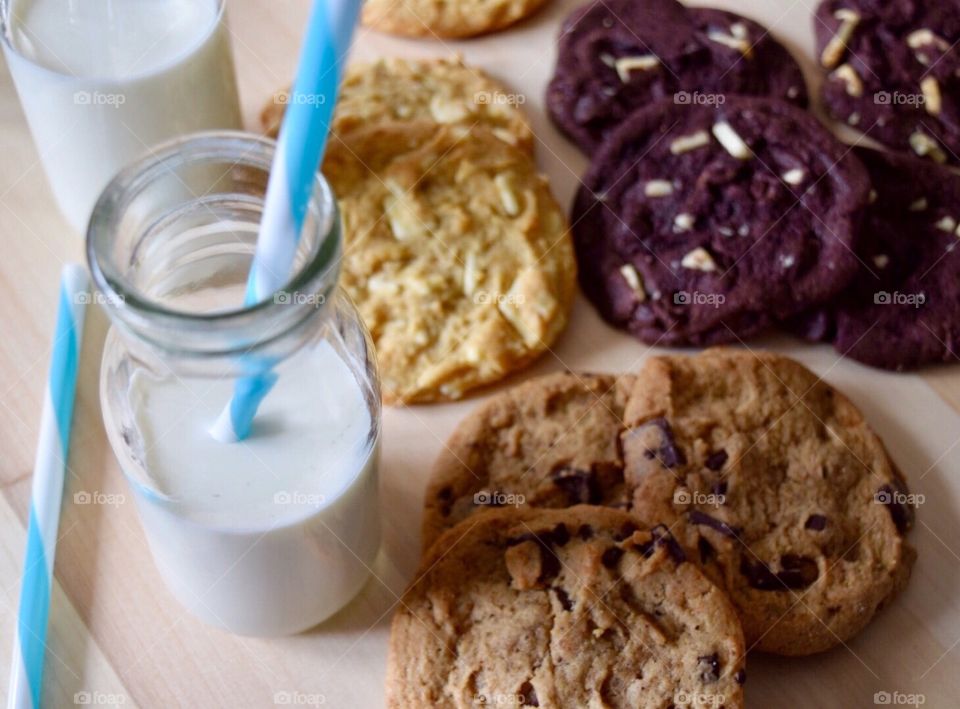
[619,264,647,301]
[831,63,863,96]
[673,213,695,232]
[599,52,616,67]
[821,9,860,68]
[780,254,796,268]
[910,131,947,163]
[429,96,470,123]
[907,29,950,51]
[670,130,711,155]
[706,30,753,57]
[644,179,674,197]
[909,197,929,212]
[615,55,660,82]
[730,22,748,39]
[681,247,717,272]
[494,173,521,216]
[462,252,479,296]
[873,254,890,269]
[782,168,806,185]
[921,76,942,116]
[936,216,957,232]
[848,112,861,126]
[712,121,752,160]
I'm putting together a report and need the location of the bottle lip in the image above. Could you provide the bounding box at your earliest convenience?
[86,130,340,343]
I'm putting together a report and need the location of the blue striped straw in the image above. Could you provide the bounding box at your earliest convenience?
[210,0,361,443]
[8,264,89,709]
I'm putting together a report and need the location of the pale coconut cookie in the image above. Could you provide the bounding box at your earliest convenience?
[362,0,550,39]
[322,121,576,404]
[261,56,534,154]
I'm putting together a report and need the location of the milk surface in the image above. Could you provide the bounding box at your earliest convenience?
[3,0,241,230]
[126,340,380,635]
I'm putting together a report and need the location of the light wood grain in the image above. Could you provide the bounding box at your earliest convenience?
[1,1,959,707]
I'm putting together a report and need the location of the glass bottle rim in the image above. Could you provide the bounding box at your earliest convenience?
[86,130,340,339]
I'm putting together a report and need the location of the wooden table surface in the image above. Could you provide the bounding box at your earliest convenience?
[1,1,959,707]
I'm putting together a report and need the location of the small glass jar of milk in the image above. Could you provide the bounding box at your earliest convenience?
[87,132,381,636]
[1,0,242,232]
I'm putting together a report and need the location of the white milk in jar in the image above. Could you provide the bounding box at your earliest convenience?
[89,133,381,636]
[2,0,241,231]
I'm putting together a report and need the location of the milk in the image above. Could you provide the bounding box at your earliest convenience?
[124,340,380,636]
[2,0,241,231]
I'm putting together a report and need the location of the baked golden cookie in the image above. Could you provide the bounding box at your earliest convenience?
[362,0,550,38]
[423,350,917,655]
[423,371,635,548]
[261,56,534,154]
[322,122,575,404]
[387,506,746,708]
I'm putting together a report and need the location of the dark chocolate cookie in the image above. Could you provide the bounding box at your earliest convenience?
[388,506,746,708]
[547,0,808,152]
[815,0,960,164]
[572,97,870,346]
[792,147,960,370]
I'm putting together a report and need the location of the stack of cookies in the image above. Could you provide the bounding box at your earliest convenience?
[388,350,917,706]
[263,57,577,403]
[547,0,960,372]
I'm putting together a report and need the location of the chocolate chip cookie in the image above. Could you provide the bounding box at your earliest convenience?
[815,0,960,165]
[571,96,870,346]
[622,349,916,655]
[425,350,917,656]
[792,147,960,370]
[387,506,746,708]
[424,371,635,548]
[547,0,808,152]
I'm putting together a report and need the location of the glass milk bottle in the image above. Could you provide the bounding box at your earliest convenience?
[87,132,381,636]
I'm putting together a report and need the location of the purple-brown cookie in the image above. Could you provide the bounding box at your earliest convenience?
[547,0,808,152]
[792,148,960,370]
[572,97,871,346]
[815,0,960,165]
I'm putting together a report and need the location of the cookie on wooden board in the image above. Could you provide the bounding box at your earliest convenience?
[387,506,746,708]
[261,56,534,154]
[322,121,575,404]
